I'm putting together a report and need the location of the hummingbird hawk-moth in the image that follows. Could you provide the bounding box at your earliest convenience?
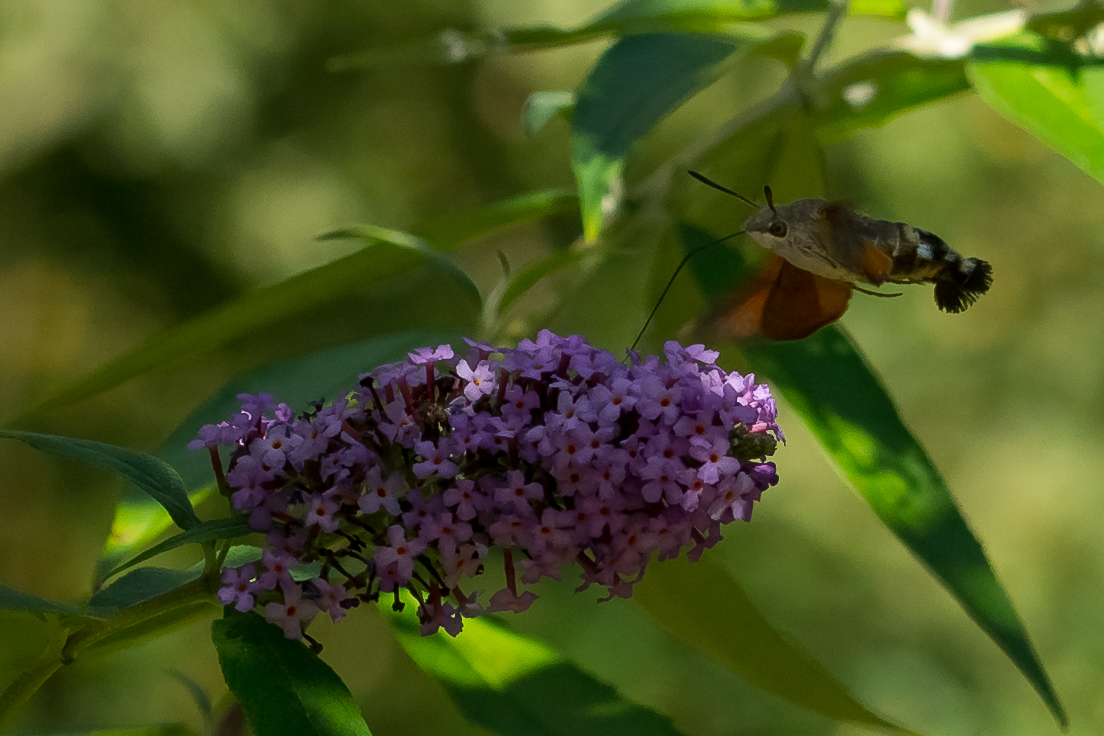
[691,171,993,341]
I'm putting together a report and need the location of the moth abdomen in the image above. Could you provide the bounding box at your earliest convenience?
[886,226,991,313]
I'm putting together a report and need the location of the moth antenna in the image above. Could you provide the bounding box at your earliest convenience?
[629,230,745,353]
[687,171,758,208]
[852,285,902,298]
[764,185,776,213]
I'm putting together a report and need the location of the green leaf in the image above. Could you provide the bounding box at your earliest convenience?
[103,517,255,582]
[11,188,574,423]
[392,613,687,736]
[968,33,1104,186]
[572,32,741,240]
[635,556,915,733]
[212,610,372,736]
[499,249,584,314]
[0,431,200,531]
[89,568,201,611]
[523,91,575,135]
[317,224,483,309]
[814,52,970,142]
[0,583,105,618]
[17,727,198,736]
[741,328,1068,728]
[506,0,904,49]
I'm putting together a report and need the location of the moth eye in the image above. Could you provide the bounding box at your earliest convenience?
[768,221,787,237]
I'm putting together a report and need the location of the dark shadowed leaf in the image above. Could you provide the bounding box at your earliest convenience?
[0,583,105,618]
[635,556,915,732]
[212,610,372,736]
[0,431,200,531]
[102,516,256,582]
[392,613,686,736]
[969,32,1104,186]
[89,568,201,611]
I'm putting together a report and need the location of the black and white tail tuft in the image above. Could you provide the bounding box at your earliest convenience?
[934,257,993,313]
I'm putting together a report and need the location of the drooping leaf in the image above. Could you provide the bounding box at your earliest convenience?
[212,610,372,736]
[88,568,202,611]
[572,33,741,240]
[498,249,584,314]
[11,189,574,423]
[0,431,200,531]
[102,516,255,583]
[317,224,483,308]
[969,32,1104,186]
[740,329,1067,728]
[635,556,916,733]
[0,583,105,618]
[392,613,686,736]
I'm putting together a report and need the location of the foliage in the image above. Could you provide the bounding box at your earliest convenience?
[2,0,1101,735]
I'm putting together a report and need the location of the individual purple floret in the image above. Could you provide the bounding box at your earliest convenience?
[194,332,780,640]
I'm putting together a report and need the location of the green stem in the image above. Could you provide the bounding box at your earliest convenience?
[806,0,850,72]
[0,576,218,730]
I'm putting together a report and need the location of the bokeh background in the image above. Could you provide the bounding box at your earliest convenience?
[1,1,1102,735]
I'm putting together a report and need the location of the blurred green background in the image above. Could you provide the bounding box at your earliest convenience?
[1,1,1102,734]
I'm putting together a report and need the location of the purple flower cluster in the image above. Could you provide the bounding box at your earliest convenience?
[193,332,780,639]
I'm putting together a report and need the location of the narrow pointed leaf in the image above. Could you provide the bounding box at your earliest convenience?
[968,33,1104,186]
[741,329,1067,728]
[0,431,200,531]
[635,556,915,732]
[572,33,740,240]
[103,516,255,582]
[11,189,573,423]
[212,610,372,736]
[317,224,482,309]
[681,219,1065,726]
[89,568,202,611]
[392,613,686,736]
[0,583,106,618]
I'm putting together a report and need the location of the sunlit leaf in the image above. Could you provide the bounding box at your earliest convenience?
[572,33,741,240]
[392,613,686,736]
[741,329,1068,728]
[968,32,1104,186]
[212,610,372,736]
[636,556,916,733]
[0,431,200,531]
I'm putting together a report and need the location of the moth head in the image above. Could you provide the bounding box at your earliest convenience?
[742,186,792,246]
